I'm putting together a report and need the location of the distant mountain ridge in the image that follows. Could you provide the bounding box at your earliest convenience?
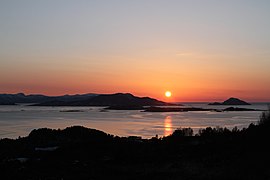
[209,97,251,105]
[33,93,169,106]
[0,93,98,105]
[0,93,168,107]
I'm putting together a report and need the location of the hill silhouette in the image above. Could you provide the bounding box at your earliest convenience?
[33,93,169,106]
[0,93,97,105]
[209,97,251,105]
[0,92,169,107]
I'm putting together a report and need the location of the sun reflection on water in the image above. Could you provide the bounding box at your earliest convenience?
[164,116,172,136]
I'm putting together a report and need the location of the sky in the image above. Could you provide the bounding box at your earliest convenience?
[0,0,270,102]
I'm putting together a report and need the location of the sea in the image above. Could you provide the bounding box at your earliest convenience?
[0,103,269,139]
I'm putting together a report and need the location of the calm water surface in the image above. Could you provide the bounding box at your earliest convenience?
[0,103,268,139]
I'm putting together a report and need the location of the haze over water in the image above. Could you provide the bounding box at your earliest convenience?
[0,103,267,139]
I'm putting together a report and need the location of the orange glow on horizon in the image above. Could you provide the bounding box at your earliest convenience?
[0,2,270,103]
[1,52,269,102]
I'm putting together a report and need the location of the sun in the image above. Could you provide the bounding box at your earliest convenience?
[165,91,172,98]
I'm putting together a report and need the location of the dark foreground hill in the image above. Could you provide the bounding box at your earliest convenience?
[1,110,270,180]
[209,97,251,105]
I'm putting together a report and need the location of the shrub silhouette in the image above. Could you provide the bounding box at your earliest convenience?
[198,126,232,137]
[258,105,270,126]
[171,127,194,137]
[28,128,59,145]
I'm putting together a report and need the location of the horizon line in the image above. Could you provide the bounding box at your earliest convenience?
[1,92,270,103]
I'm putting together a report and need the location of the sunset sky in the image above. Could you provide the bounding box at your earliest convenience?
[1,0,270,102]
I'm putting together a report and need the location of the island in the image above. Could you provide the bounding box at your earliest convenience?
[0,102,16,105]
[223,107,261,111]
[209,97,251,105]
[59,110,85,112]
[144,106,212,112]
[143,106,261,112]
[105,105,145,110]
